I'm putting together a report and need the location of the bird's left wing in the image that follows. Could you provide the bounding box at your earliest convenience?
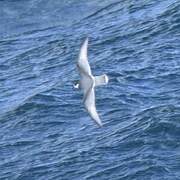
[77,38,92,76]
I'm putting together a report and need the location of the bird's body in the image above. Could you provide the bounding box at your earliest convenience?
[75,38,108,127]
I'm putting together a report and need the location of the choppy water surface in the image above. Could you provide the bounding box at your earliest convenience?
[1,0,180,179]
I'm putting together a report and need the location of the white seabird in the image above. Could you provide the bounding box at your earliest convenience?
[74,38,108,127]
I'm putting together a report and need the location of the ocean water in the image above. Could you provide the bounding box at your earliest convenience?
[1,0,180,179]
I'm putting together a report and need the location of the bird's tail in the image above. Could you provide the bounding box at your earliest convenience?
[94,74,108,87]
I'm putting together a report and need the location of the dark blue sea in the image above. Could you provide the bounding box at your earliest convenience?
[1,0,180,179]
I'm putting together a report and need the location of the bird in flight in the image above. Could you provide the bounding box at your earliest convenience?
[74,38,108,127]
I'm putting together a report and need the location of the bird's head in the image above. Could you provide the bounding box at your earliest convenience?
[73,80,80,89]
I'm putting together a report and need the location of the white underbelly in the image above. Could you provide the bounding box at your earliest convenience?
[80,75,94,93]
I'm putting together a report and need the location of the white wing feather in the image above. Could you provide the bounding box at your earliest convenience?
[84,84,102,127]
[77,38,92,76]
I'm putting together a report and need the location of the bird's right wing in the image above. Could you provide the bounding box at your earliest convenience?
[77,38,92,77]
[84,84,102,127]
